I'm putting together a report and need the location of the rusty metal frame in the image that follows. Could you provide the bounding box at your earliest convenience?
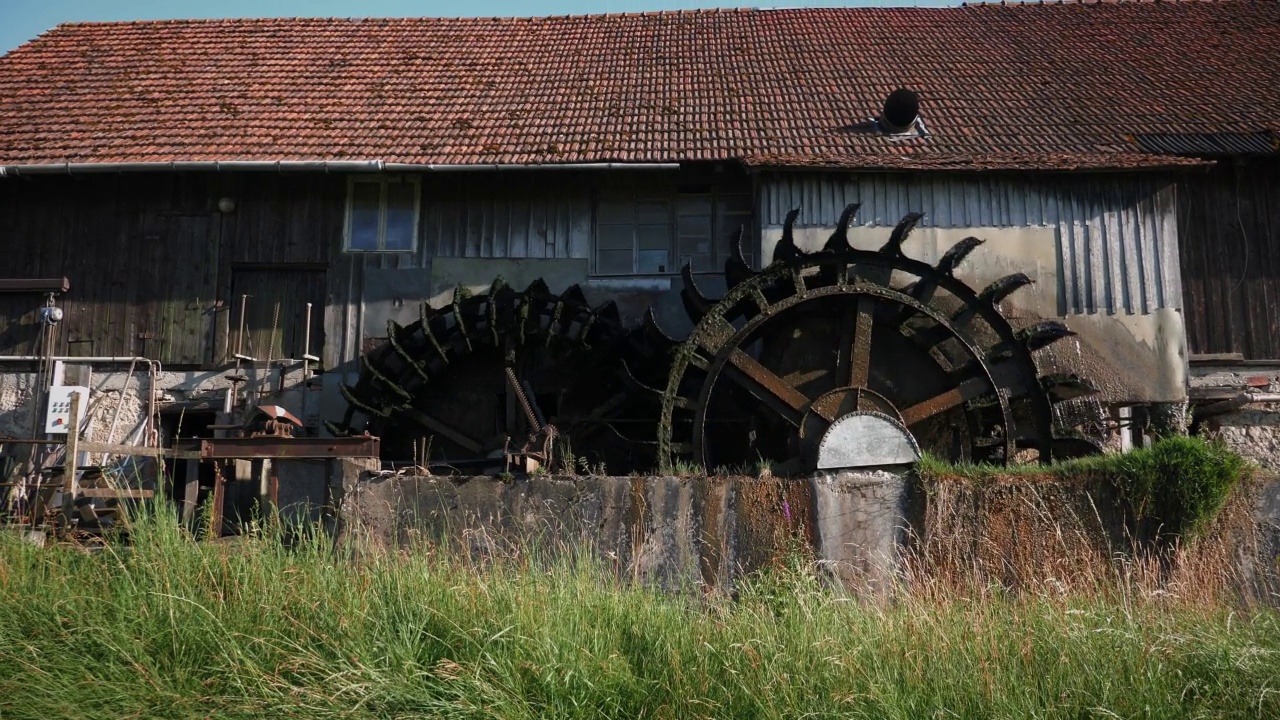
[179,436,380,460]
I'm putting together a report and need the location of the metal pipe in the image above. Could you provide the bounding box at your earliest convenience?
[0,355,156,363]
[0,160,682,176]
[302,302,313,368]
[1194,392,1280,419]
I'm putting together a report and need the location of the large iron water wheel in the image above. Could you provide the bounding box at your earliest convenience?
[659,205,1089,474]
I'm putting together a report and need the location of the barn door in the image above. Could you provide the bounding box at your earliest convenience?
[229,269,325,361]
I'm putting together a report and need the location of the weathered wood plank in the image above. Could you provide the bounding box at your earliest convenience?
[75,440,203,460]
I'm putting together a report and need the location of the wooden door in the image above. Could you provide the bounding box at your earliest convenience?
[229,269,325,362]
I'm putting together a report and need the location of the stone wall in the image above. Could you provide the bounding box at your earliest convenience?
[1191,362,1280,471]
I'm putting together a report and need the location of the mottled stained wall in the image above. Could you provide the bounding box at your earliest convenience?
[335,469,1280,601]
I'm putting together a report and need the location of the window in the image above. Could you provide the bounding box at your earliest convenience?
[345,176,420,252]
[596,191,672,274]
[593,186,753,275]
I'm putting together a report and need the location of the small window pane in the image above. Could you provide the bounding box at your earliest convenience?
[597,200,633,224]
[349,182,381,250]
[636,201,669,224]
[679,237,711,257]
[598,225,634,251]
[384,182,417,251]
[677,195,712,216]
[637,225,670,251]
[678,216,712,238]
[637,249,669,274]
[597,249,633,275]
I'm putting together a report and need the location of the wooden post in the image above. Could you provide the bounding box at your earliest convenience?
[181,459,200,527]
[60,391,81,524]
[209,462,226,538]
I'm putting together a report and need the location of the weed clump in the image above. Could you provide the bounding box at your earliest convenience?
[921,436,1251,544]
[1114,436,1248,540]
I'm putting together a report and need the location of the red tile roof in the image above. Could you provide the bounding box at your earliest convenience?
[0,3,1277,172]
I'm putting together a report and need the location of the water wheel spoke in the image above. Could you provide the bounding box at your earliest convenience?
[849,295,875,387]
[558,392,631,430]
[399,407,483,453]
[900,375,991,426]
[722,348,807,426]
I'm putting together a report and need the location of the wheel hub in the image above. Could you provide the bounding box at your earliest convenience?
[815,411,921,470]
[798,386,905,466]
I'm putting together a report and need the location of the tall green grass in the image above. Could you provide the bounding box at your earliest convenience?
[1,504,1277,720]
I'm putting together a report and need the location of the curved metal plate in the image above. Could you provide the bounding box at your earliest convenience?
[817,412,920,470]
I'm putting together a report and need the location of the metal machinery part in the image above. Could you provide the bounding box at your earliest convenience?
[244,404,303,438]
[330,278,658,472]
[658,204,1098,473]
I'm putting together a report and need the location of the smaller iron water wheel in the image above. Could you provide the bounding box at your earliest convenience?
[331,278,651,471]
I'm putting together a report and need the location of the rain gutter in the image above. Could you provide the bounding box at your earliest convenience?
[0,160,682,176]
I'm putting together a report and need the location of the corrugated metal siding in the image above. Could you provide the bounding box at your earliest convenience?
[1178,159,1280,359]
[424,180,592,263]
[759,171,1182,316]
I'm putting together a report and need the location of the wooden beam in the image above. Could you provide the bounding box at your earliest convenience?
[181,460,200,526]
[75,440,203,461]
[61,393,81,521]
[0,277,70,293]
[79,488,154,499]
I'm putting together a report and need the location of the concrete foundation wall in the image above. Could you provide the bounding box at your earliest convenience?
[334,469,1280,601]
[335,470,916,592]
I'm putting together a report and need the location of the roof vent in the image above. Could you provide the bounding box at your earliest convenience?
[879,88,920,134]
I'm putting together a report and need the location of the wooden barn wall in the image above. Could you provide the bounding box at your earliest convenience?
[325,170,600,367]
[0,172,340,366]
[758,171,1182,316]
[322,167,751,367]
[1177,159,1280,360]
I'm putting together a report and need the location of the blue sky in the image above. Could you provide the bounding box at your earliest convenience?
[0,0,959,53]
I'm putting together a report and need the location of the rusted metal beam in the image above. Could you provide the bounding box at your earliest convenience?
[78,440,203,460]
[900,376,990,426]
[191,436,380,460]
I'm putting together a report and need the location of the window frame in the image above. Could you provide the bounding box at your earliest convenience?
[343,174,422,253]
[591,185,754,276]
